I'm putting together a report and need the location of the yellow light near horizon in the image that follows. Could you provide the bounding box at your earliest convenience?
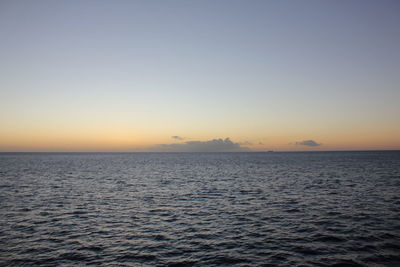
[1,115,400,152]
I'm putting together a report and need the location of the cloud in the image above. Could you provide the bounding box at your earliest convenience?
[294,140,321,147]
[171,136,185,140]
[150,138,251,152]
[239,141,253,145]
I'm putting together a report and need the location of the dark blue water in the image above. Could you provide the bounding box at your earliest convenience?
[1,151,400,266]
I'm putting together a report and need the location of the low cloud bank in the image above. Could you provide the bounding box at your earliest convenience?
[295,140,321,147]
[171,136,185,140]
[150,138,250,152]
[239,141,253,145]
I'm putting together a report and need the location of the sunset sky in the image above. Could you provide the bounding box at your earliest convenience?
[1,0,399,152]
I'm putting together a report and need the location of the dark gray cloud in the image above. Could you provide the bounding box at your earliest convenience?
[171,136,185,140]
[295,140,321,147]
[150,138,250,152]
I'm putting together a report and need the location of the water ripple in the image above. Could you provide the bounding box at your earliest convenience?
[1,151,400,266]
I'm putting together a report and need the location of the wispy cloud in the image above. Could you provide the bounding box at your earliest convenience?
[149,138,250,152]
[171,136,185,140]
[294,140,321,147]
[239,141,253,145]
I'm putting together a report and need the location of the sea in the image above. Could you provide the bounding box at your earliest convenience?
[0,151,399,266]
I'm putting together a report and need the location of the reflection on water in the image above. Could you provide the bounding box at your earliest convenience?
[1,151,400,266]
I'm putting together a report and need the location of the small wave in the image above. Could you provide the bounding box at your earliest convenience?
[311,233,346,243]
[58,252,89,261]
[117,253,157,261]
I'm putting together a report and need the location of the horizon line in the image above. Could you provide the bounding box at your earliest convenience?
[1,149,400,153]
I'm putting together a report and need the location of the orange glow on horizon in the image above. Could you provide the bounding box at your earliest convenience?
[1,129,399,152]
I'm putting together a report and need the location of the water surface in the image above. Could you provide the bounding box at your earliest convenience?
[1,151,400,266]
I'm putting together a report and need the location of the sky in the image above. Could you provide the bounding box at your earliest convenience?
[0,0,399,152]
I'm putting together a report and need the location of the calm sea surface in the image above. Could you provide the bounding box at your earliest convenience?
[1,151,400,266]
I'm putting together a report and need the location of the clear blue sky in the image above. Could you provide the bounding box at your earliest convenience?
[0,0,399,151]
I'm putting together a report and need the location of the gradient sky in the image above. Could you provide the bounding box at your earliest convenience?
[1,0,399,152]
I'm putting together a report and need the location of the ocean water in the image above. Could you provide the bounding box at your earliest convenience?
[0,151,400,266]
